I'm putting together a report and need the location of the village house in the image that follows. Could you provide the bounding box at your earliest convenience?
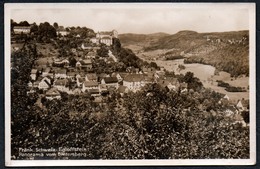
[67,71,76,81]
[13,26,31,34]
[28,81,33,87]
[76,77,85,87]
[82,81,99,92]
[38,76,52,90]
[53,79,69,92]
[53,58,69,67]
[101,77,119,89]
[123,74,145,91]
[85,73,97,82]
[55,69,67,79]
[99,84,108,94]
[225,105,239,116]
[42,67,53,77]
[114,72,128,82]
[45,88,61,100]
[33,81,40,88]
[236,99,249,111]
[76,59,92,71]
[97,73,110,82]
[30,69,38,81]
[223,94,230,100]
[89,89,101,97]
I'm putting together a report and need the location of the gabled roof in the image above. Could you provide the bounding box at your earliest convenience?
[89,89,100,94]
[46,88,60,96]
[103,77,118,84]
[84,81,99,87]
[238,99,249,109]
[86,73,97,80]
[81,59,92,65]
[124,74,144,82]
[226,105,238,112]
[54,79,68,86]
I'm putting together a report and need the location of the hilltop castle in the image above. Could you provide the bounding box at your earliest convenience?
[90,30,118,46]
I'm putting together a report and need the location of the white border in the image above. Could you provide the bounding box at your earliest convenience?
[4,3,256,166]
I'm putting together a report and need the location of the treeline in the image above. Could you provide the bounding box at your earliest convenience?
[217,80,247,92]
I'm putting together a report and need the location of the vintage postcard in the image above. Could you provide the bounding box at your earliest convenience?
[5,3,256,166]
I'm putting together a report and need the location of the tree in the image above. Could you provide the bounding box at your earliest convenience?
[53,22,59,29]
[19,21,30,26]
[150,62,159,69]
[30,23,39,35]
[38,22,57,39]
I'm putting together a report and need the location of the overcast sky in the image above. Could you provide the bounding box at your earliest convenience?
[9,3,250,34]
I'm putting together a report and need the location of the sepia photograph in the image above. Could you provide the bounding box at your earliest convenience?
[5,3,256,166]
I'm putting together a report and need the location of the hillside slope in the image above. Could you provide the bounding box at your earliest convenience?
[119,30,249,77]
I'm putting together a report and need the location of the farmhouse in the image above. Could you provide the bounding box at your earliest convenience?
[82,81,99,92]
[30,69,38,81]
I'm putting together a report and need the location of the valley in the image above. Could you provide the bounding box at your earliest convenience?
[119,30,249,101]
